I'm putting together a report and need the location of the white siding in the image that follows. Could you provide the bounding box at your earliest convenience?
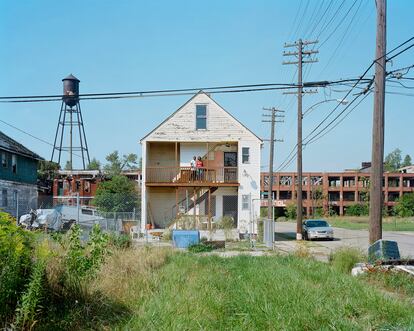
[180,143,207,167]
[237,140,261,232]
[142,93,261,144]
[140,92,262,233]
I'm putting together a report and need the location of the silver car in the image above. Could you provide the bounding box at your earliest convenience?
[302,219,334,241]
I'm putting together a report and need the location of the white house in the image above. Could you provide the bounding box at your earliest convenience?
[140,92,262,234]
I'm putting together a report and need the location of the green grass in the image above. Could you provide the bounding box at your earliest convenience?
[115,252,414,331]
[363,269,414,298]
[36,248,414,330]
[321,217,414,231]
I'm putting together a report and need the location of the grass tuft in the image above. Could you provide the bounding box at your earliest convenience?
[329,247,365,273]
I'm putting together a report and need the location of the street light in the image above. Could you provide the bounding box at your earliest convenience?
[303,98,348,117]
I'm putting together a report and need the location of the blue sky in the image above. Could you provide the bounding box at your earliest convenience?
[0,0,413,171]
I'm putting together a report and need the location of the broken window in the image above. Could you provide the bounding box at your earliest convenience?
[12,154,17,174]
[1,152,7,168]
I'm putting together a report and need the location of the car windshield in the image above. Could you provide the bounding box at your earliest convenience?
[306,220,329,227]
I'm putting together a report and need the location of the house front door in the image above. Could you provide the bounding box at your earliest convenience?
[223,195,238,227]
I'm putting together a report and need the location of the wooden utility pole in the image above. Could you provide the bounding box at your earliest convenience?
[262,108,284,223]
[283,39,318,240]
[369,0,386,244]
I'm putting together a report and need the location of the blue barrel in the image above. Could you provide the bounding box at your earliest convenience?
[172,230,200,248]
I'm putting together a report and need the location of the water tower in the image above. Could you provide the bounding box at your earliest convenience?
[51,74,90,169]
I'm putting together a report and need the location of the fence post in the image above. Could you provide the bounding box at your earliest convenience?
[76,193,80,224]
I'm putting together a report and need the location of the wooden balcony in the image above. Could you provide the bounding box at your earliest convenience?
[145,166,239,186]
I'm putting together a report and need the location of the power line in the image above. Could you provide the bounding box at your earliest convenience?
[0,119,82,159]
[305,91,371,145]
[318,0,360,48]
[0,82,298,100]
[0,78,373,104]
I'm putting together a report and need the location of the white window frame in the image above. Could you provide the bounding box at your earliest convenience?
[242,147,250,164]
[242,194,250,210]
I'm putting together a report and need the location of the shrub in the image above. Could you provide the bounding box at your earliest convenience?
[285,202,297,220]
[0,212,33,320]
[109,233,132,249]
[329,247,365,273]
[393,193,414,217]
[188,243,214,253]
[217,216,235,240]
[257,220,264,242]
[163,229,172,241]
[346,204,369,216]
[15,240,50,329]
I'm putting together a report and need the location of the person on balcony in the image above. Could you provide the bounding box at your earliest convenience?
[196,156,204,180]
[190,156,197,181]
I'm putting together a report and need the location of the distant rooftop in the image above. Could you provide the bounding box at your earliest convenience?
[0,131,43,160]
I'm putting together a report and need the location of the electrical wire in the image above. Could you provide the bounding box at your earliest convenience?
[0,82,298,100]
[0,119,83,158]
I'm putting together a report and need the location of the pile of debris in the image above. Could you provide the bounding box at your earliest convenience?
[352,239,414,277]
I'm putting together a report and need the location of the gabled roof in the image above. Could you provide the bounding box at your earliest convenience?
[140,91,263,143]
[0,131,43,160]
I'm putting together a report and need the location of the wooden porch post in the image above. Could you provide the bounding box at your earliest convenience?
[175,141,178,168]
[206,143,209,181]
[175,187,178,219]
[193,187,197,228]
[208,188,211,231]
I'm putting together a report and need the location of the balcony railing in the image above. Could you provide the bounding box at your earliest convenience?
[146,166,238,184]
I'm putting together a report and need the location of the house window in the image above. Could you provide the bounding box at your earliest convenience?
[242,194,250,210]
[12,155,17,174]
[196,104,207,130]
[2,189,7,207]
[242,147,250,164]
[84,181,90,193]
[1,152,7,168]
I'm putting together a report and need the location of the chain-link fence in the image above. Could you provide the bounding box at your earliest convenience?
[15,193,141,234]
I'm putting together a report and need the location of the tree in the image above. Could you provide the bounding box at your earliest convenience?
[37,160,60,181]
[93,175,139,212]
[103,151,138,177]
[64,161,72,171]
[87,157,101,170]
[384,148,402,171]
[402,154,412,167]
[393,193,414,217]
[285,202,297,220]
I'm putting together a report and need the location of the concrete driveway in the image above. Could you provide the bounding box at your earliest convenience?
[274,222,414,260]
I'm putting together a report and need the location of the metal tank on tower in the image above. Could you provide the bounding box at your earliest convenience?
[51,74,90,169]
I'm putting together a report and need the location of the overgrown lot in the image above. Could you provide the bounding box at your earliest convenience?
[2,214,414,330]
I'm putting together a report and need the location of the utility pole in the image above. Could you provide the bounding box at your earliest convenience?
[283,39,318,240]
[262,108,284,225]
[369,0,386,244]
